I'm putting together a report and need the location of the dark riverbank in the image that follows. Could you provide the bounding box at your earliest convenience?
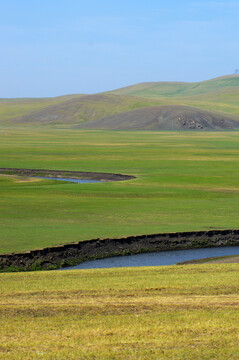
[1,229,239,272]
[0,168,135,182]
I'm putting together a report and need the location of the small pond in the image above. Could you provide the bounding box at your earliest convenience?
[36,176,104,183]
[63,246,239,270]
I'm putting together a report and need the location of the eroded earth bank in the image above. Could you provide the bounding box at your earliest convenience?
[1,229,239,272]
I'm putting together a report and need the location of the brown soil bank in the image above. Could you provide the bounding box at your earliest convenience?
[78,105,239,131]
[0,229,239,272]
[0,168,135,182]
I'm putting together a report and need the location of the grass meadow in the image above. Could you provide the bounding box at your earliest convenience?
[0,264,238,359]
[1,128,239,253]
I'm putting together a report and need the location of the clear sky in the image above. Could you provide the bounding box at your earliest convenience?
[0,0,238,97]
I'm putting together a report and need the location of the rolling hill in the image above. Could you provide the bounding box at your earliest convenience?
[0,74,238,128]
[0,95,85,123]
[108,74,239,98]
[8,94,160,125]
[78,105,239,131]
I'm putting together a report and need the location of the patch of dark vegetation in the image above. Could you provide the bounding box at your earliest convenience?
[0,168,135,182]
[0,229,239,272]
[191,239,209,248]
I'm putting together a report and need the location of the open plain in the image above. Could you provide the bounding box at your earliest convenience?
[1,128,239,254]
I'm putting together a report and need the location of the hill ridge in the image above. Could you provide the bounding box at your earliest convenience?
[0,74,238,127]
[107,74,239,98]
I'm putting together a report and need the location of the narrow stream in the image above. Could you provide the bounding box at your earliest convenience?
[35,177,104,183]
[63,246,239,270]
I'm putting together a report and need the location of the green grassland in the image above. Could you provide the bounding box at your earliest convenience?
[1,128,239,254]
[0,264,238,359]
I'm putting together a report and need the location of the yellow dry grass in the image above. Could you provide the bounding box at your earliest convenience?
[0,265,239,359]
[0,174,43,183]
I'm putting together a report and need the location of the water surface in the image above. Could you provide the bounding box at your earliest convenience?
[36,176,103,183]
[64,246,239,270]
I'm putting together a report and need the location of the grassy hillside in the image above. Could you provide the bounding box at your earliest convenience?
[108,75,239,98]
[0,75,238,126]
[106,75,239,120]
[79,105,239,130]
[1,94,161,126]
[167,88,239,117]
[0,96,84,123]
[0,264,238,359]
[1,129,239,254]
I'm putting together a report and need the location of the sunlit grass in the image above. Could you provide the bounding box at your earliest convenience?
[1,129,239,253]
[0,264,238,359]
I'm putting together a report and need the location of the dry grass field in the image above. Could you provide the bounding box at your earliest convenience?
[0,264,239,359]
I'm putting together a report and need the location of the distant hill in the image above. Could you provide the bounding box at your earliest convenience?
[78,105,239,131]
[10,94,160,125]
[108,75,239,98]
[0,75,238,128]
[0,95,87,124]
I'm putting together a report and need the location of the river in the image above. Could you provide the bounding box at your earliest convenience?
[35,177,104,183]
[62,246,239,270]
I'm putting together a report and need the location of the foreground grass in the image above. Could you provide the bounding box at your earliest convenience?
[0,264,238,359]
[2,128,239,253]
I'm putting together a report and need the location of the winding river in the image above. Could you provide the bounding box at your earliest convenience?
[63,246,239,270]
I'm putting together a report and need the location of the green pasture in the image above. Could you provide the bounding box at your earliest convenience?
[1,128,239,253]
[0,264,238,359]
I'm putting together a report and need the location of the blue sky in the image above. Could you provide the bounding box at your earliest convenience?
[0,0,238,97]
